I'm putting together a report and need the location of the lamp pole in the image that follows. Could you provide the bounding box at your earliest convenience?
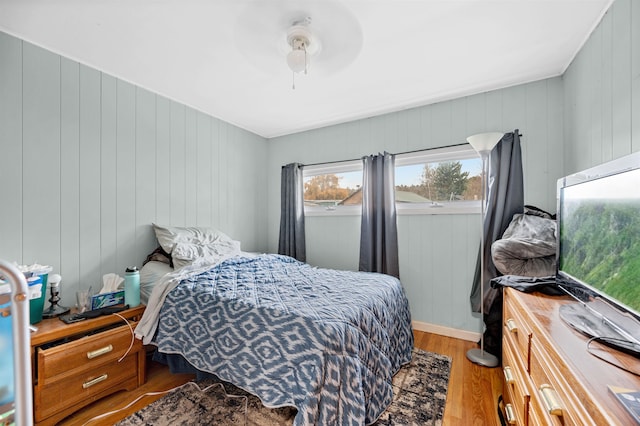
[466,132,502,368]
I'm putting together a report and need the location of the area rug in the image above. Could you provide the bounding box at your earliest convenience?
[117,348,451,426]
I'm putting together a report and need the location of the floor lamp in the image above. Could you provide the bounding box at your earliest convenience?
[466,132,503,368]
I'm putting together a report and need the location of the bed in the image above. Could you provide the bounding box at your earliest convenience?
[135,224,414,426]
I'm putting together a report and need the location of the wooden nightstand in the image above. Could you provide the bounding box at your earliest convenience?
[30,305,146,425]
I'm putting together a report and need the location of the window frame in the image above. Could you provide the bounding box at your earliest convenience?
[302,144,482,216]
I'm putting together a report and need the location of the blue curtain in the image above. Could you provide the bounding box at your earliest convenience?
[278,163,306,262]
[359,152,399,278]
[470,130,524,313]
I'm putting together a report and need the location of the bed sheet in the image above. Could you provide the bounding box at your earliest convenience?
[150,254,413,425]
[139,261,173,304]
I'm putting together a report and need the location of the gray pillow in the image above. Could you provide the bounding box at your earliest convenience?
[491,214,557,277]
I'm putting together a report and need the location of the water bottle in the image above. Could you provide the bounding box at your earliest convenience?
[124,266,140,307]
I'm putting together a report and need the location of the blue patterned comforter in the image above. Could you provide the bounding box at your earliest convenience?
[151,254,413,425]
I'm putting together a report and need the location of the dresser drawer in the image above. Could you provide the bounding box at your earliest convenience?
[529,338,590,426]
[503,290,532,369]
[527,401,543,426]
[37,322,139,384]
[35,354,138,421]
[502,335,531,425]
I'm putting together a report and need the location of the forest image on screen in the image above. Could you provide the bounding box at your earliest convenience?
[560,188,640,313]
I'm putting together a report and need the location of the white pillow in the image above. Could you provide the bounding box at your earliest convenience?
[172,239,241,270]
[152,223,237,253]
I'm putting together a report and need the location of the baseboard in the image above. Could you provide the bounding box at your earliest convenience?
[412,320,481,342]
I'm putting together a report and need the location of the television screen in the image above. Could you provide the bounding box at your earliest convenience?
[557,151,640,345]
[559,168,640,313]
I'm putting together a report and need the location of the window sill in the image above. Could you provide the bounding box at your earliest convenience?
[396,201,480,215]
[304,206,361,217]
[304,203,480,217]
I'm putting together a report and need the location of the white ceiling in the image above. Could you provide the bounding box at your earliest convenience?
[0,0,613,139]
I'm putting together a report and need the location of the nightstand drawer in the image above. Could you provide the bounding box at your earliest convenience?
[31,305,146,425]
[37,322,140,384]
[36,354,138,421]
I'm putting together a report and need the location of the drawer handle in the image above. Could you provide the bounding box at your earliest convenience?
[87,344,113,359]
[82,374,108,389]
[539,384,563,416]
[503,366,515,385]
[505,403,517,424]
[506,318,518,333]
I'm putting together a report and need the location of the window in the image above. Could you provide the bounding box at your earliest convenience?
[395,145,482,214]
[302,145,482,216]
[303,160,363,215]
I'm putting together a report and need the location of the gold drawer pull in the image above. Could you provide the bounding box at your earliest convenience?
[82,374,108,389]
[539,384,563,416]
[505,403,517,424]
[503,366,515,384]
[87,344,113,359]
[506,318,518,333]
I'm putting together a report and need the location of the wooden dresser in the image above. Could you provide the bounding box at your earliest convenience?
[30,305,146,425]
[501,287,640,425]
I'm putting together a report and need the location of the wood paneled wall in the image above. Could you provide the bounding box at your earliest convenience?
[2,0,636,337]
[563,0,640,171]
[267,78,564,335]
[266,0,640,336]
[0,33,268,306]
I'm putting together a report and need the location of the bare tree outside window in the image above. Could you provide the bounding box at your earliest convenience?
[304,173,360,207]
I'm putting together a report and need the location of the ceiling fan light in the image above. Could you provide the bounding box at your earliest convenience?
[287,48,307,73]
[286,23,312,75]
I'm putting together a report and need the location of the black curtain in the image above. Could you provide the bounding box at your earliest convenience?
[359,152,399,278]
[470,130,524,313]
[278,163,306,262]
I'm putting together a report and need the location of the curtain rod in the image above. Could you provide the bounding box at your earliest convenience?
[299,142,468,168]
[297,132,523,168]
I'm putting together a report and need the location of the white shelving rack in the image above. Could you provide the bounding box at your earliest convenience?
[0,260,34,426]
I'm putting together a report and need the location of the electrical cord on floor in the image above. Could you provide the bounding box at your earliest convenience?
[81,378,250,426]
[82,313,250,425]
[80,383,186,426]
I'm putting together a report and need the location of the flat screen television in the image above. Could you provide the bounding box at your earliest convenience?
[556,151,640,350]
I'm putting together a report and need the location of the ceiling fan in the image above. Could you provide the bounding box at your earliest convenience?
[233,0,363,83]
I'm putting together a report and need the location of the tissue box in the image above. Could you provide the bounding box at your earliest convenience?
[91,290,125,310]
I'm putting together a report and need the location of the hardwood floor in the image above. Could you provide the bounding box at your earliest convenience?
[413,331,503,426]
[60,330,503,425]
